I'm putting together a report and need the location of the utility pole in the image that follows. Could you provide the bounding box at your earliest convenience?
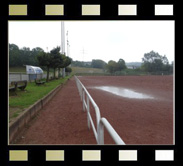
[80,47,87,62]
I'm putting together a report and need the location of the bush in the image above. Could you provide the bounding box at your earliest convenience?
[65,67,72,72]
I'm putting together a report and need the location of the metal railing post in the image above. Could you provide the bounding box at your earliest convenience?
[83,90,85,111]
[100,118,126,145]
[87,96,90,129]
[79,85,82,101]
[98,122,104,144]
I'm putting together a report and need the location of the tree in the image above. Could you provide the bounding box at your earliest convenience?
[106,59,127,74]
[71,60,89,67]
[37,52,51,82]
[9,43,45,67]
[142,51,170,73]
[50,47,62,78]
[62,55,71,67]
[9,44,21,67]
[106,60,118,74]
[31,47,44,66]
[19,47,32,66]
[57,54,65,77]
[91,59,107,69]
[65,67,72,73]
[59,55,72,77]
[117,59,126,71]
[162,61,173,74]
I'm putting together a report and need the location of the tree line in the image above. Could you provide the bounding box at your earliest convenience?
[71,59,126,73]
[72,51,173,75]
[9,43,173,76]
[9,44,40,67]
[9,44,71,81]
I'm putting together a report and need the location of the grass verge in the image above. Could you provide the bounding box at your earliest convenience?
[9,75,72,122]
[71,66,105,74]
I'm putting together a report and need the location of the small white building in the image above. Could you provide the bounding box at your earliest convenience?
[26,65,44,80]
[127,66,138,69]
[26,65,43,74]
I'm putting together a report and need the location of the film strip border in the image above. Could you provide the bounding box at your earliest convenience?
[2,0,178,166]
[8,149,174,161]
[8,4,174,17]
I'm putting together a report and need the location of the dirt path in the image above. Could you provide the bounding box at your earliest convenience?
[15,77,96,145]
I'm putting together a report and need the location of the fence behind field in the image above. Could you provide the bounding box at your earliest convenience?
[9,73,50,84]
[75,76,125,145]
[9,72,70,84]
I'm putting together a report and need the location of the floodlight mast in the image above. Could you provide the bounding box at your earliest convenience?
[61,21,65,77]
[61,21,65,54]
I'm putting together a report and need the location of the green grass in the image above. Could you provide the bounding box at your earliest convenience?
[71,66,105,74]
[12,111,22,118]
[9,67,26,73]
[9,75,71,109]
[9,75,72,122]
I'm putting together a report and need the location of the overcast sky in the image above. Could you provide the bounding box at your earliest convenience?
[9,21,174,63]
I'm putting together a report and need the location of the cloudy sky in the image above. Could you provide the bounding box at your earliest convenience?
[9,21,174,63]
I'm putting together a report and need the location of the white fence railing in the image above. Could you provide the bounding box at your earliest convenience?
[75,76,125,145]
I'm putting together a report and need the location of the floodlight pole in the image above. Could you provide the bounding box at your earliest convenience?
[61,21,65,54]
[81,47,87,62]
[61,21,65,78]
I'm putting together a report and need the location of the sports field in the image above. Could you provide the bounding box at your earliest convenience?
[78,75,173,145]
